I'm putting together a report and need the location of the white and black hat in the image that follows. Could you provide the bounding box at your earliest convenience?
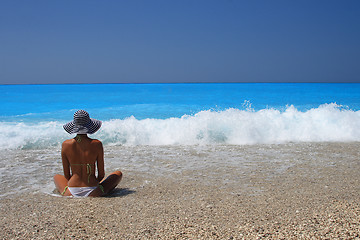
[63,110,102,134]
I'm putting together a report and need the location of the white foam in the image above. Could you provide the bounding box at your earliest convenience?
[1,103,360,149]
[0,121,66,150]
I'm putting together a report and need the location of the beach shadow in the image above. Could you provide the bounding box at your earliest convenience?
[105,188,136,198]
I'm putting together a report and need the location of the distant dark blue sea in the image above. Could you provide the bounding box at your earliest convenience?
[1,83,360,149]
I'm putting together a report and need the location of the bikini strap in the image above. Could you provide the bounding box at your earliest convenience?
[86,163,91,183]
[61,186,68,195]
[99,184,105,194]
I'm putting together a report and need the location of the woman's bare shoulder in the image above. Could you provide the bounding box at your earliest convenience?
[90,139,103,146]
[62,139,75,147]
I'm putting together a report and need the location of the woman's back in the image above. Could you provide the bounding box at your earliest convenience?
[61,135,104,187]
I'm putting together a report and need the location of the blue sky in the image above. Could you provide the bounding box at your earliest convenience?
[1,0,360,84]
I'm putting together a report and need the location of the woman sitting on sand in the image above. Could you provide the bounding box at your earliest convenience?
[54,110,122,197]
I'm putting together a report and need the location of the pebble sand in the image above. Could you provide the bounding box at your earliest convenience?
[1,143,360,239]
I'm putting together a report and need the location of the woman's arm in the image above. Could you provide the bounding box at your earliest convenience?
[61,142,71,180]
[96,141,105,182]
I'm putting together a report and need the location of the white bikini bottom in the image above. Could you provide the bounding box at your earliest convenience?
[68,186,97,197]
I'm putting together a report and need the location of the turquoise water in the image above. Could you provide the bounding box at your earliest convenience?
[1,83,360,120]
[1,83,360,149]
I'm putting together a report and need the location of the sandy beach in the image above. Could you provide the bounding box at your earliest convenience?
[1,142,360,239]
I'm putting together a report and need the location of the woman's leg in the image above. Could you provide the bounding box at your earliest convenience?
[89,171,123,197]
[53,174,72,196]
[102,171,123,193]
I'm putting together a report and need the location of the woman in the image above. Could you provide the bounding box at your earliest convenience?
[54,110,122,197]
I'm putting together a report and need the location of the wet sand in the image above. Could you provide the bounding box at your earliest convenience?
[1,143,360,239]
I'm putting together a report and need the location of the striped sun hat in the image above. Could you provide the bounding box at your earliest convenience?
[63,110,102,134]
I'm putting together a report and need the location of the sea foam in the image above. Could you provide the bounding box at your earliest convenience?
[1,103,360,150]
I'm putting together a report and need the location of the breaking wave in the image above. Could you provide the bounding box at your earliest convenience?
[1,103,360,150]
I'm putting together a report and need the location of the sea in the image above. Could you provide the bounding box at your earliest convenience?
[1,83,360,198]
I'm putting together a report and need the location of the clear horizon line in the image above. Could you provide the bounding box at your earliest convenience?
[2,81,360,86]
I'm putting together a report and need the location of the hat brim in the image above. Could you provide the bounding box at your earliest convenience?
[63,118,102,134]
